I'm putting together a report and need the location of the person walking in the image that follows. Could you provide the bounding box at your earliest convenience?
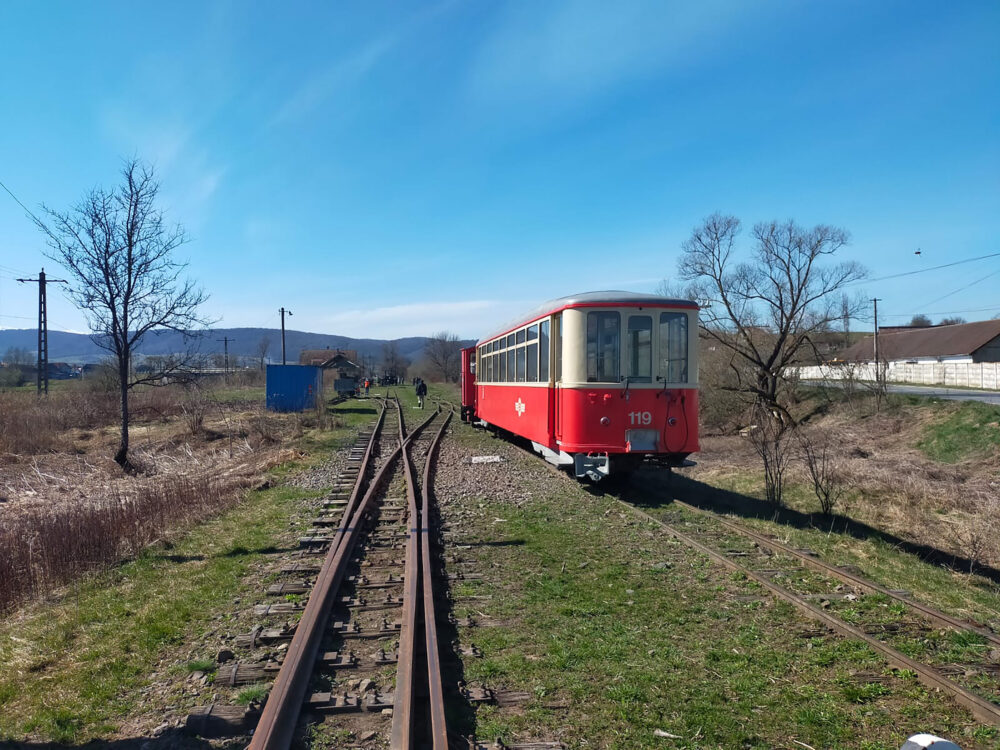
[416,379,427,409]
[364,378,370,395]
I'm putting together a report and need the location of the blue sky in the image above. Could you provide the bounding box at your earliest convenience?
[1,0,998,339]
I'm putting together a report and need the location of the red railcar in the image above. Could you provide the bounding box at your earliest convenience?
[460,291,699,480]
[459,347,476,423]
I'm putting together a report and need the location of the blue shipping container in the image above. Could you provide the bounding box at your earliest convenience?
[266,365,324,412]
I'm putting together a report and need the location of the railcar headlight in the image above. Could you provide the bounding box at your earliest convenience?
[600,416,610,426]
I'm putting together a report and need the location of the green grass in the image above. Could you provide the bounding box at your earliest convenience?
[185,658,217,673]
[917,400,1000,462]
[445,424,994,749]
[208,384,266,403]
[235,683,270,705]
[0,390,376,744]
[0,483,320,743]
[663,473,1000,635]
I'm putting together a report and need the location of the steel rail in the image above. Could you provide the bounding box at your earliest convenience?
[391,402,421,748]
[616,498,1000,727]
[663,495,1000,647]
[420,410,452,748]
[249,401,439,750]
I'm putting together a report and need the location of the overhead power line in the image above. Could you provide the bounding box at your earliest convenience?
[880,305,1000,318]
[913,268,1000,312]
[848,251,1000,286]
[0,177,46,227]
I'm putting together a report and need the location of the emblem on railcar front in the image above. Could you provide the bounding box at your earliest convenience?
[514,398,525,416]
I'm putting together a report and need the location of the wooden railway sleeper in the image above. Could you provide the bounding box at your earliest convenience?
[255,603,306,616]
[280,563,319,575]
[267,581,312,595]
[235,623,295,649]
[339,594,404,610]
[307,690,394,713]
[332,618,402,637]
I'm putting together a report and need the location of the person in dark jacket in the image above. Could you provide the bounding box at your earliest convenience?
[415,380,427,409]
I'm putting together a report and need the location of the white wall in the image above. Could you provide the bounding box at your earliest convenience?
[794,361,1000,390]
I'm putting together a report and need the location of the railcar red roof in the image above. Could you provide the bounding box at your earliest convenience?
[478,290,698,344]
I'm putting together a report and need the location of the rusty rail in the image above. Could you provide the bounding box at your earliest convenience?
[420,410,452,747]
[392,404,451,747]
[664,495,1000,647]
[391,404,420,747]
[249,400,440,750]
[617,497,1000,727]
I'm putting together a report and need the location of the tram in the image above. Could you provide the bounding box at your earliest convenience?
[460,291,699,480]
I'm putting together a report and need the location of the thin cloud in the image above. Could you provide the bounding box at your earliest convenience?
[469,0,762,108]
[315,299,529,339]
[269,34,397,128]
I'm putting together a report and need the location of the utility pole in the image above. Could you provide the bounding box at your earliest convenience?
[216,336,235,375]
[280,307,293,365]
[871,298,882,363]
[16,268,67,396]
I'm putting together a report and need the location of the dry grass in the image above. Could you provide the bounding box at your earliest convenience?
[0,381,307,614]
[693,396,1000,568]
[0,470,262,613]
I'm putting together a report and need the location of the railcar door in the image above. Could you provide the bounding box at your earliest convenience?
[553,313,563,442]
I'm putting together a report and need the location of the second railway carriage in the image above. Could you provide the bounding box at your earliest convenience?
[460,291,699,480]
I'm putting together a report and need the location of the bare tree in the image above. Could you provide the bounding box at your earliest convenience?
[3,347,32,367]
[745,401,793,508]
[423,331,462,382]
[797,428,844,516]
[256,336,271,371]
[35,159,208,472]
[679,214,866,425]
[939,316,967,326]
[381,341,409,382]
[909,314,932,327]
[862,356,890,412]
[840,293,850,350]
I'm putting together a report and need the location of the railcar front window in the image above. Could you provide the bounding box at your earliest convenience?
[659,312,688,383]
[627,316,652,382]
[539,320,550,382]
[586,311,621,383]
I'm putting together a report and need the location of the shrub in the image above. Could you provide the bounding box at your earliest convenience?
[0,472,257,613]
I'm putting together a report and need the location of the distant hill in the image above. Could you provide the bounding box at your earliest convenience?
[0,328,475,366]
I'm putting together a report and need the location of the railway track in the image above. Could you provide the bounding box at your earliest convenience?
[443,406,1000,733]
[187,396,454,748]
[616,473,1000,728]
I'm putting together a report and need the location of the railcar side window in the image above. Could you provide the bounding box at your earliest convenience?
[516,347,526,381]
[526,324,538,382]
[627,316,652,383]
[499,350,507,382]
[659,312,688,383]
[586,312,621,383]
[492,352,499,382]
[555,315,562,381]
[539,320,550,382]
[507,343,515,381]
